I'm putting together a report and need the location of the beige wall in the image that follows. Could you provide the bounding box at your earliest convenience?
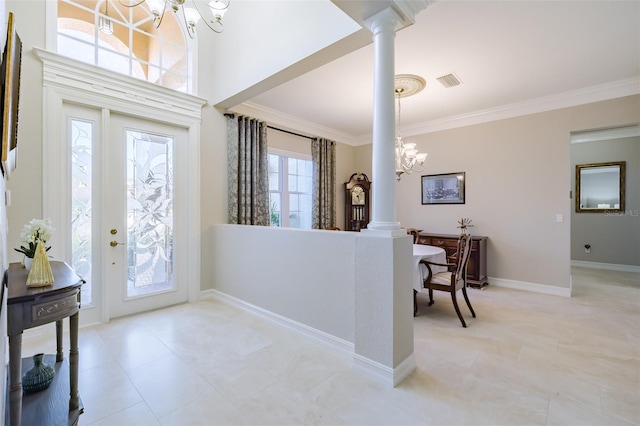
[391,95,639,288]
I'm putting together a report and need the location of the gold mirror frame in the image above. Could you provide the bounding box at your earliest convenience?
[575,161,626,213]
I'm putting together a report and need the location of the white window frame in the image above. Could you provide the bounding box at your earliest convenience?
[269,148,312,229]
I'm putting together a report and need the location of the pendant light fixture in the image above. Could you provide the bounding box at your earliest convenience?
[394,74,428,181]
[99,0,114,35]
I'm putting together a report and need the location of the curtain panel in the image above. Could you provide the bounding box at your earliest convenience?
[227,115,270,225]
[311,137,337,229]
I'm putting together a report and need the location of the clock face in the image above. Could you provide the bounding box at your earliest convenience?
[352,186,365,205]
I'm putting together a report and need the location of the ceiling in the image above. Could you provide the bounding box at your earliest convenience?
[232,0,640,145]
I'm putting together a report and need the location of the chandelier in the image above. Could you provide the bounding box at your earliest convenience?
[117,0,229,38]
[394,74,428,181]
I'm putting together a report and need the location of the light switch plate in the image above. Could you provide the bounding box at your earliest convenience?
[555,214,563,223]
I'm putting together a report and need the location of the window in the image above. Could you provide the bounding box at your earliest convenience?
[57,0,192,93]
[269,152,312,228]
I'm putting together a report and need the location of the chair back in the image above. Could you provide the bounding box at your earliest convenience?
[454,234,473,282]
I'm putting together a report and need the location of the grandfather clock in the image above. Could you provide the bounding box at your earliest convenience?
[344,172,371,231]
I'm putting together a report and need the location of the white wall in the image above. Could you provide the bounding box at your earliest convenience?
[210,224,356,344]
[200,0,361,107]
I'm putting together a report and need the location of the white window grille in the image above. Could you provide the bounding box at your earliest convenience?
[268,152,312,229]
[57,0,192,93]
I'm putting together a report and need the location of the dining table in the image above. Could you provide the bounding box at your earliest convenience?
[412,244,448,291]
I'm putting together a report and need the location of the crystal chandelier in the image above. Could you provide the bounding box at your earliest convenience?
[394,74,428,181]
[117,0,229,38]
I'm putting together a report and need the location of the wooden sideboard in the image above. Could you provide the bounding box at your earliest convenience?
[415,233,488,288]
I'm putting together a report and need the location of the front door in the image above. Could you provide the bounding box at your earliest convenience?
[66,104,189,321]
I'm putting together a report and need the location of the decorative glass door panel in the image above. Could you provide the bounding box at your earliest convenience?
[107,114,188,318]
[70,118,94,305]
[126,130,175,299]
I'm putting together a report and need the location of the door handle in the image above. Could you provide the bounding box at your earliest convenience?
[110,229,124,247]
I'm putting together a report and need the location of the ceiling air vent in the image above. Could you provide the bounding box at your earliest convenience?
[436,73,462,88]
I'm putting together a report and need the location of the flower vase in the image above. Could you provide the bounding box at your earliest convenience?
[23,257,33,272]
[22,353,55,394]
[26,241,55,288]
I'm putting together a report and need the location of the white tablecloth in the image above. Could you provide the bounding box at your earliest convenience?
[413,244,447,291]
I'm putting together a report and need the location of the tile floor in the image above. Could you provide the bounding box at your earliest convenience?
[21,267,640,425]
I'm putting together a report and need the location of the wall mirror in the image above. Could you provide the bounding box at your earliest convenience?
[575,161,625,213]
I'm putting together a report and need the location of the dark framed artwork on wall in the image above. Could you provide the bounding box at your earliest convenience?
[421,172,465,204]
[1,12,22,177]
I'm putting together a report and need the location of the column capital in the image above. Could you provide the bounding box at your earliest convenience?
[363,7,403,35]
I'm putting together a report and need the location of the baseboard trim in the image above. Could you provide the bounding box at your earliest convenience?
[202,289,418,386]
[202,289,354,355]
[489,277,572,297]
[353,352,416,387]
[571,260,640,273]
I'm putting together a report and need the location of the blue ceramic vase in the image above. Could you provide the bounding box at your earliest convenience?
[22,353,55,394]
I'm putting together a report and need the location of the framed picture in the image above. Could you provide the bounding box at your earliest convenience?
[421,172,465,204]
[1,12,23,176]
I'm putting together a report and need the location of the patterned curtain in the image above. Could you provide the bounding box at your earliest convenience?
[311,137,336,229]
[227,115,270,225]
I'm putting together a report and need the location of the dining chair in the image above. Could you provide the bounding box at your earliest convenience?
[415,234,476,327]
[406,228,419,243]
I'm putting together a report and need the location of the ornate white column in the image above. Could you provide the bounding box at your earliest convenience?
[363,7,404,233]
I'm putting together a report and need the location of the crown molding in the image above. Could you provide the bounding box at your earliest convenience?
[228,101,359,145]
[234,76,640,147]
[400,76,640,138]
[392,0,433,24]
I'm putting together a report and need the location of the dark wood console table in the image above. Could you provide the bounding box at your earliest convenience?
[415,233,489,288]
[6,261,84,426]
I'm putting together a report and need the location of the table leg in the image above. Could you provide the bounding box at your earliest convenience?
[56,319,64,362]
[69,312,80,411]
[8,333,22,426]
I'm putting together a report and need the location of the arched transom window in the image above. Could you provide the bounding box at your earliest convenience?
[57,0,191,93]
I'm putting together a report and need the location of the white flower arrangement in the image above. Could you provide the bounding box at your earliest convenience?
[15,218,55,258]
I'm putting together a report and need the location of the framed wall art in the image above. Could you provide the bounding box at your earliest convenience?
[421,172,465,205]
[1,12,22,176]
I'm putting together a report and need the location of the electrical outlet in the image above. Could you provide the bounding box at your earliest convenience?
[584,244,591,254]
